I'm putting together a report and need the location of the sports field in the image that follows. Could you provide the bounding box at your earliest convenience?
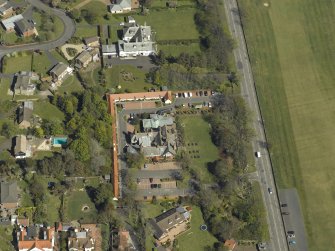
[238,0,335,250]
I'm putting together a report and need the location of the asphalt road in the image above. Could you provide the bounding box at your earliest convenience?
[223,0,288,250]
[0,0,75,59]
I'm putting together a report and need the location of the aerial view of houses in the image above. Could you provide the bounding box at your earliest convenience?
[0,0,325,251]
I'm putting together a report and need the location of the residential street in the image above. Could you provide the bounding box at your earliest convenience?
[0,0,75,61]
[223,0,288,250]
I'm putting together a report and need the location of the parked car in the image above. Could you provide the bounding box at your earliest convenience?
[255,151,261,158]
[268,188,273,194]
[282,212,290,215]
[199,91,203,96]
[287,231,295,234]
[175,93,178,98]
[287,234,295,238]
[204,91,208,96]
[289,240,296,245]
[188,92,192,98]
[281,203,288,207]
[208,102,212,108]
[184,92,188,98]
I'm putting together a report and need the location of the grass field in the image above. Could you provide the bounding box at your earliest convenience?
[85,65,153,93]
[0,79,12,101]
[32,52,53,75]
[134,8,199,41]
[177,206,217,250]
[238,0,335,250]
[3,53,32,73]
[57,75,84,94]
[179,115,219,183]
[34,101,65,122]
[64,190,98,222]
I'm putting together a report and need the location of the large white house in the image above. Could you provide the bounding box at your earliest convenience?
[102,18,155,59]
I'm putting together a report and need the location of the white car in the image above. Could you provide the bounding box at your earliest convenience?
[287,234,295,238]
[255,151,261,158]
[268,188,273,194]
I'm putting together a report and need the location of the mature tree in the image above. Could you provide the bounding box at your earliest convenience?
[0,122,17,138]
[125,152,145,169]
[70,138,90,162]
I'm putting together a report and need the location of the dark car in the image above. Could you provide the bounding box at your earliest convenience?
[281,203,288,207]
[282,212,290,215]
[287,230,295,234]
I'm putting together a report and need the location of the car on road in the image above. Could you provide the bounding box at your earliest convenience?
[268,188,273,194]
[257,242,267,250]
[287,230,295,234]
[255,151,261,158]
[281,203,288,207]
[282,212,290,215]
[287,234,295,238]
[289,240,296,245]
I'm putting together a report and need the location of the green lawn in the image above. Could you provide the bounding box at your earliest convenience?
[83,65,153,93]
[50,50,68,64]
[177,206,217,251]
[3,53,32,73]
[151,0,195,8]
[159,43,201,57]
[134,8,199,41]
[74,25,98,38]
[0,226,15,251]
[64,190,98,222]
[238,0,335,250]
[32,52,53,76]
[79,1,122,26]
[34,100,65,122]
[57,75,84,94]
[179,115,219,183]
[0,79,12,101]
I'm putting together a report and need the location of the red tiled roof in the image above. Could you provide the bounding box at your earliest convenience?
[224,239,237,250]
[18,227,54,250]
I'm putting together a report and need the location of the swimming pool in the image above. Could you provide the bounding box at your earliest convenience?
[52,137,68,146]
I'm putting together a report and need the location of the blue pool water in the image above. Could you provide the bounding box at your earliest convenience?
[53,137,68,145]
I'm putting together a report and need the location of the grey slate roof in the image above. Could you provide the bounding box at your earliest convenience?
[150,207,189,239]
[15,135,27,155]
[102,44,117,54]
[18,101,33,124]
[14,75,35,91]
[15,19,34,34]
[1,14,23,30]
[76,50,91,64]
[50,62,68,77]
[0,181,17,204]
[142,114,174,129]
[109,0,131,12]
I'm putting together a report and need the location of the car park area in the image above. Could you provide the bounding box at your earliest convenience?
[279,189,309,251]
